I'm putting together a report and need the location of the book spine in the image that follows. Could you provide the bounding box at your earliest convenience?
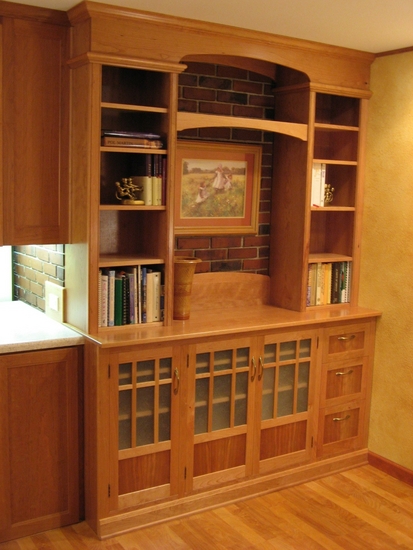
[114,274,123,326]
[101,273,108,327]
[320,163,326,207]
[311,163,322,207]
[141,267,147,323]
[146,271,154,323]
[153,272,161,322]
[108,270,116,326]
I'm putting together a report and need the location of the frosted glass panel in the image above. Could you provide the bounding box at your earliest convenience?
[160,357,172,380]
[195,378,209,434]
[214,350,232,371]
[236,347,249,369]
[159,384,171,441]
[137,359,155,383]
[297,362,310,413]
[235,372,248,426]
[212,375,231,430]
[196,352,210,375]
[262,366,275,420]
[119,362,132,385]
[279,341,296,362]
[119,389,131,450]
[299,339,311,358]
[136,386,154,446]
[264,343,276,364]
[278,364,295,416]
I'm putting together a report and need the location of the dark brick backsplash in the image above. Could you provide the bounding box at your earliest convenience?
[13,245,65,312]
[177,62,275,275]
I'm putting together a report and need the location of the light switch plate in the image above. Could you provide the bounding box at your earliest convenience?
[45,281,65,323]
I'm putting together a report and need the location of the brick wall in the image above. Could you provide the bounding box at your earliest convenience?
[176,62,275,274]
[13,245,65,311]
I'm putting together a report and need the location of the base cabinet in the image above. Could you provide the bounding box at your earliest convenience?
[84,317,376,539]
[0,347,82,543]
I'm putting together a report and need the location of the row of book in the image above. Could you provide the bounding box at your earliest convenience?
[98,266,164,327]
[307,261,351,306]
[133,153,167,206]
[311,162,327,207]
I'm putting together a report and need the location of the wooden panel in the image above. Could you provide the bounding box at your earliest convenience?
[118,451,171,494]
[193,434,246,477]
[260,421,307,460]
[68,3,374,91]
[0,347,80,543]
[2,17,69,244]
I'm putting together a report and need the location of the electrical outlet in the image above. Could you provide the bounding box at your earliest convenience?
[45,281,65,323]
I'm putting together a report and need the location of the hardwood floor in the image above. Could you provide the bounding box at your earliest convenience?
[2,465,413,549]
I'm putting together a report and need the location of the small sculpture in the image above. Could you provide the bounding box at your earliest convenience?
[324,183,335,205]
[115,177,144,205]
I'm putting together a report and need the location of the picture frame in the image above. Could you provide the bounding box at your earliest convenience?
[174,140,262,235]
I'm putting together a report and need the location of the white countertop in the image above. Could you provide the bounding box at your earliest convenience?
[0,301,84,354]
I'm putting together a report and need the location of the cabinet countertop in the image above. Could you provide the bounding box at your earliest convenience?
[0,301,84,354]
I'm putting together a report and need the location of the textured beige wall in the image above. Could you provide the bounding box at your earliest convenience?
[360,50,413,469]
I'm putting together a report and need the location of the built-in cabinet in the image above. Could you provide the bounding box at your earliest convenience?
[0,8,70,245]
[0,347,82,543]
[84,314,377,538]
[64,1,379,540]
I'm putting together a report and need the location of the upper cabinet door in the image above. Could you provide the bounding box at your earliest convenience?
[2,17,70,245]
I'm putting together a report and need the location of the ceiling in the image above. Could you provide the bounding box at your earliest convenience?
[8,0,413,54]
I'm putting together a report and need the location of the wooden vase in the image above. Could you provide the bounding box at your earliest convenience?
[173,257,201,320]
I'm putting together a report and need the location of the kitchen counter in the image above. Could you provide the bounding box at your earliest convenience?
[0,301,84,354]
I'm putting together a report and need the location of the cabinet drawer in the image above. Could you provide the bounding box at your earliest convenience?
[322,322,372,362]
[317,400,366,457]
[321,357,368,407]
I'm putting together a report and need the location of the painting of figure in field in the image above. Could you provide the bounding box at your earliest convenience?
[180,158,247,219]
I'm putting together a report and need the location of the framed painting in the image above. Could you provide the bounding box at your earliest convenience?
[174,140,262,235]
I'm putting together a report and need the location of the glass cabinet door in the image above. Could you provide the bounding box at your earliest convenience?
[190,338,254,489]
[116,345,180,504]
[257,331,317,472]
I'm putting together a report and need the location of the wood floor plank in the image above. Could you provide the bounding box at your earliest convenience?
[2,466,413,549]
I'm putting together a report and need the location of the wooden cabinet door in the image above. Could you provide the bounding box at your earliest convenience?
[186,336,257,492]
[254,329,319,474]
[2,17,69,244]
[0,347,81,543]
[113,344,182,509]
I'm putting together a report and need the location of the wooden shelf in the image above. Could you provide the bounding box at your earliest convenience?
[100,147,167,154]
[177,112,308,141]
[99,254,164,267]
[101,102,168,114]
[100,205,166,211]
[308,253,352,264]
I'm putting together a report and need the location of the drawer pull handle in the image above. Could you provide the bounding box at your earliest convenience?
[251,357,257,381]
[337,335,356,341]
[335,370,354,376]
[333,414,351,422]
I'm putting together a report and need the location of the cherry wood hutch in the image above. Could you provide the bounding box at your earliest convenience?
[1,0,380,541]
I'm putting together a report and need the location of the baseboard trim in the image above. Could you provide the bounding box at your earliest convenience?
[97,450,368,539]
[368,451,413,486]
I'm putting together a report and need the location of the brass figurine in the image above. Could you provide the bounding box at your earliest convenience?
[324,183,335,205]
[115,177,144,205]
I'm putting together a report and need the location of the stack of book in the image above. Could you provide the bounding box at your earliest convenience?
[307,261,351,306]
[98,266,164,327]
[101,129,163,149]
